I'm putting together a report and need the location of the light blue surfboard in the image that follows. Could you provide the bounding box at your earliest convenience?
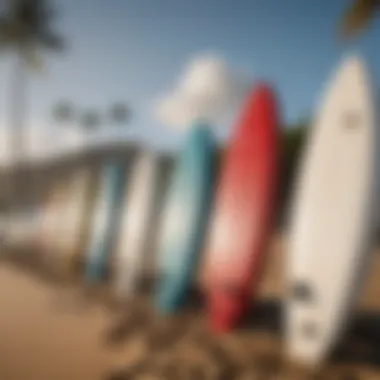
[155,122,217,314]
[84,161,127,284]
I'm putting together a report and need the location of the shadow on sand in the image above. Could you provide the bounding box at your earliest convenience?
[0,246,65,286]
[79,284,380,380]
[240,298,380,369]
[102,282,206,345]
[105,297,380,379]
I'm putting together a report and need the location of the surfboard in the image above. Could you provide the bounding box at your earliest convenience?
[155,122,216,314]
[5,208,37,251]
[113,150,159,301]
[285,54,379,367]
[84,161,127,284]
[52,168,96,278]
[37,178,68,264]
[143,155,174,284]
[71,168,99,276]
[127,153,173,291]
[203,83,279,333]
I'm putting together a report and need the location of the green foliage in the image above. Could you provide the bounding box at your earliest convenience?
[109,103,130,125]
[0,0,65,58]
[80,110,102,130]
[279,121,308,207]
[339,0,380,40]
[52,100,75,123]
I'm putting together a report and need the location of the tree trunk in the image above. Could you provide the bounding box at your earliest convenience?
[7,50,27,230]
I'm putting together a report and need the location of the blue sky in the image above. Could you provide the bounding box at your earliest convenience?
[0,0,380,153]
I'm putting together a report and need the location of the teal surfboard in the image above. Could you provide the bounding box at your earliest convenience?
[84,161,127,284]
[155,122,217,314]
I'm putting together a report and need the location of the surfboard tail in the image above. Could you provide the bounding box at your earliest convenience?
[85,259,107,283]
[208,292,245,333]
[156,287,186,314]
[156,273,193,314]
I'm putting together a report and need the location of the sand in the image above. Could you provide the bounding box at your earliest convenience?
[0,234,380,380]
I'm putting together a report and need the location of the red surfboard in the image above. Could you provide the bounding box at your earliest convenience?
[203,83,279,333]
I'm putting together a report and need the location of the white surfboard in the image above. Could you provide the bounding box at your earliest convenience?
[54,168,94,274]
[113,150,159,301]
[38,178,68,259]
[286,54,379,367]
[6,209,36,250]
[35,171,88,273]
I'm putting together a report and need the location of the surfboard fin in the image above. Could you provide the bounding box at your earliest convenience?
[291,282,314,302]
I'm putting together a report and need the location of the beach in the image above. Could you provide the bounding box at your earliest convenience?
[0,234,380,380]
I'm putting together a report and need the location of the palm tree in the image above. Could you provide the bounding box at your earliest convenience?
[80,109,102,131]
[339,0,380,39]
[0,0,65,210]
[51,103,102,155]
[109,102,130,127]
[50,99,76,158]
[52,100,76,125]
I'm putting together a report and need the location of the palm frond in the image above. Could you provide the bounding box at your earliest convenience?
[81,110,102,131]
[0,17,12,48]
[339,0,380,39]
[52,100,75,123]
[109,103,131,125]
[0,0,65,50]
[39,30,64,50]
